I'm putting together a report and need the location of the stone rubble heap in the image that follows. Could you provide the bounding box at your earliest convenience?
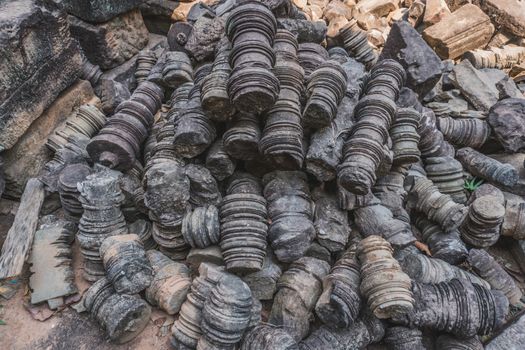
[1,0,525,348]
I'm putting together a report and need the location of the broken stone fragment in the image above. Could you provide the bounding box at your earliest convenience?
[269,257,330,341]
[185,15,225,62]
[413,215,467,265]
[437,117,490,149]
[312,188,350,254]
[338,61,405,195]
[60,0,146,23]
[423,4,494,59]
[68,9,149,70]
[299,309,385,350]
[145,250,192,315]
[100,234,153,295]
[58,163,93,222]
[407,0,425,27]
[354,199,416,247]
[448,60,499,112]
[171,263,226,349]
[401,253,490,289]
[479,0,525,39]
[468,248,523,305]
[77,169,129,282]
[381,20,443,96]
[187,246,224,270]
[464,45,525,70]
[456,147,519,188]
[29,216,77,307]
[485,311,525,349]
[488,98,525,153]
[436,334,483,350]
[355,0,399,17]
[3,80,96,199]
[263,171,315,263]
[241,324,299,350]
[424,156,467,204]
[393,278,508,338]
[242,250,282,300]
[198,274,253,349]
[0,0,81,152]
[383,326,425,350]
[407,176,468,232]
[277,18,327,43]
[84,277,151,344]
[221,172,268,273]
[460,195,505,248]
[182,205,220,249]
[339,19,378,69]
[423,0,450,26]
[357,236,414,319]
[315,248,361,328]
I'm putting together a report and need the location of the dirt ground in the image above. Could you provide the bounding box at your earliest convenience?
[0,242,172,350]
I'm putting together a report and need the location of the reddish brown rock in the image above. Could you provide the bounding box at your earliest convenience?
[423,4,494,59]
[480,0,525,38]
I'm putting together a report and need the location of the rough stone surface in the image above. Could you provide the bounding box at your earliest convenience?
[448,60,499,112]
[423,0,450,26]
[184,15,225,62]
[3,81,97,199]
[380,20,443,97]
[101,33,167,91]
[68,9,149,70]
[489,98,525,153]
[422,4,494,59]
[486,312,525,349]
[59,0,147,23]
[0,0,81,152]
[277,19,328,43]
[480,0,525,39]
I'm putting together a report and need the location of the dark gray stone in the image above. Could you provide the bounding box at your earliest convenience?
[0,0,81,152]
[58,0,147,23]
[380,21,443,97]
[489,98,525,153]
[277,18,327,43]
[68,9,149,70]
[184,15,225,62]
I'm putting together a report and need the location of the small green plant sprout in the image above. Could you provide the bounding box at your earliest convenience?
[464,177,484,192]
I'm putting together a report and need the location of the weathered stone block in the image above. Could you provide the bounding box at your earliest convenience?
[3,81,98,199]
[480,0,525,38]
[355,0,400,17]
[68,9,149,70]
[423,4,494,59]
[0,0,81,152]
[380,20,444,97]
[59,0,147,23]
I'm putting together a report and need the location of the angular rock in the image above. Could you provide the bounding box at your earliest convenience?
[184,15,225,62]
[68,9,149,70]
[423,0,450,26]
[381,21,443,98]
[0,0,81,152]
[2,81,97,199]
[422,4,494,59]
[489,98,525,153]
[448,60,499,112]
[479,0,525,39]
[277,18,327,43]
[355,0,399,17]
[59,0,146,23]
[486,312,525,349]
